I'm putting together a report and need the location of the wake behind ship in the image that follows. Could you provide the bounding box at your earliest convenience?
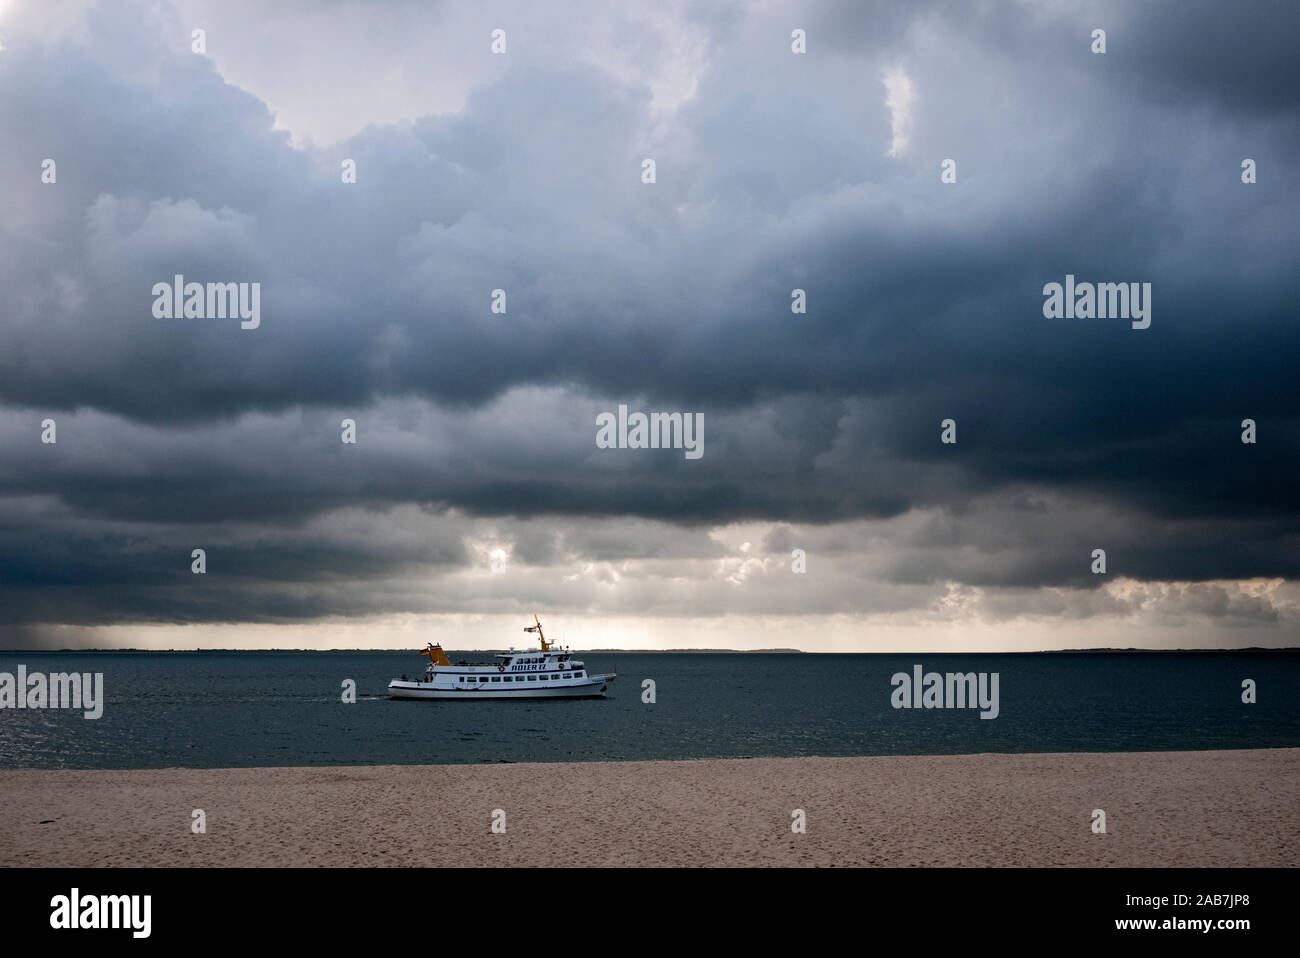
[387,617,614,700]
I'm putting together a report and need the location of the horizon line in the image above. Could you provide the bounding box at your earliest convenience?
[2,646,1298,654]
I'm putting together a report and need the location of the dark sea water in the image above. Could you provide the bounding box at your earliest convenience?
[0,650,1296,769]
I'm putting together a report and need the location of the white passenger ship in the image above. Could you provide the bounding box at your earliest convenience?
[387,617,614,700]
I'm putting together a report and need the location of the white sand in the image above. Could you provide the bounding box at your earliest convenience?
[1,749,1295,867]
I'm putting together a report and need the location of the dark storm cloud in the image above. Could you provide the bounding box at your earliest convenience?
[0,0,1297,635]
[1116,0,1300,119]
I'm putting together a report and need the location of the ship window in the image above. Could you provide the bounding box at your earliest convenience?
[478,677,487,682]
[575,671,584,678]
[503,676,512,682]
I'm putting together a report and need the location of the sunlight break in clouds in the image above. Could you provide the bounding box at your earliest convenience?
[882,64,916,158]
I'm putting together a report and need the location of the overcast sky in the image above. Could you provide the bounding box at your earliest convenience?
[1,0,1296,650]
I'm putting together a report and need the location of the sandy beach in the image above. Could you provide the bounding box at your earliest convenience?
[1,749,1296,867]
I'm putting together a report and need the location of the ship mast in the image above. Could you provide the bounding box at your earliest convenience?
[525,614,551,652]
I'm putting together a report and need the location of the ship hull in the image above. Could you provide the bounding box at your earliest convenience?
[388,677,612,700]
